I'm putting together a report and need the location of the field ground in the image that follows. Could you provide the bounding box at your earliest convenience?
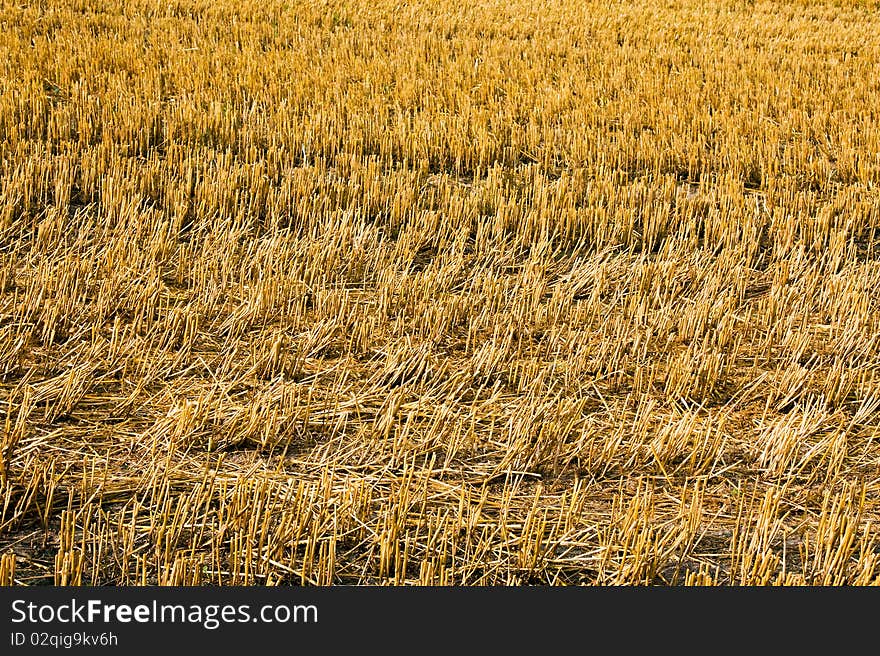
[2,0,880,585]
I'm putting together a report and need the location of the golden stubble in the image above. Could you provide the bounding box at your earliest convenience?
[0,0,879,585]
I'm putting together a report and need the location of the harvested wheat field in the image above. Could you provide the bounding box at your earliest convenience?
[1,0,880,586]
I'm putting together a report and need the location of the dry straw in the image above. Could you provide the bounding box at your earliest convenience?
[0,0,879,585]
